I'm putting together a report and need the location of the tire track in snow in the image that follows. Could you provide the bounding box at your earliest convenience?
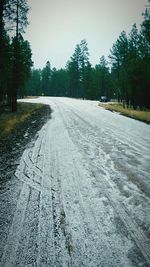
[60,98,150,152]
[0,184,31,266]
[56,100,150,266]
[0,123,48,266]
[46,116,75,267]
[46,105,126,266]
[1,97,149,266]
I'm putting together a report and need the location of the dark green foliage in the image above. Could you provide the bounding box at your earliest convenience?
[110,7,150,110]
[94,56,113,99]
[65,39,91,98]
[11,34,33,97]
[4,0,29,34]
[0,33,12,103]
[0,0,32,112]
[67,44,81,97]
[51,68,69,96]
[41,61,51,96]
[0,1,9,103]
[25,69,42,96]
[25,4,150,109]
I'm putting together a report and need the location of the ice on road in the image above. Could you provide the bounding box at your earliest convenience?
[0,97,150,266]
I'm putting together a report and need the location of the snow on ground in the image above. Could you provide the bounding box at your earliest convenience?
[1,97,150,266]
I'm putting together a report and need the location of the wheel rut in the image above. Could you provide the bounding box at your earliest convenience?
[0,97,149,267]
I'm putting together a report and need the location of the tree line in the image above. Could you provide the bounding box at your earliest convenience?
[0,0,32,112]
[25,40,114,101]
[25,6,150,109]
[110,8,150,109]
[0,1,149,111]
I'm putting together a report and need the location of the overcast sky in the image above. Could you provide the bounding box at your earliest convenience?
[24,0,148,69]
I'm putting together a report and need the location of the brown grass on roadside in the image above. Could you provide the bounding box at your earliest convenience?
[0,102,44,137]
[99,103,150,123]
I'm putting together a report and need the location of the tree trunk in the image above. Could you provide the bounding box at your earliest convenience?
[11,93,17,112]
[0,0,5,101]
[10,0,19,113]
[0,0,5,38]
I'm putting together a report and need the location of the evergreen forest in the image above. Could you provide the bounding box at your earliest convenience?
[0,0,150,111]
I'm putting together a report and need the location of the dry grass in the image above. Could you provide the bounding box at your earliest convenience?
[99,102,150,123]
[0,102,44,138]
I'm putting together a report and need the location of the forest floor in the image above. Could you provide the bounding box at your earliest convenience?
[99,102,150,124]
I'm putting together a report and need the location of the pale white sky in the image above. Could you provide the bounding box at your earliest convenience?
[24,0,148,69]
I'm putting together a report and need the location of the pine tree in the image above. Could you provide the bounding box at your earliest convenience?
[79,39,90,98]
[109,31,129,103]
[41,61,51,96]
[7,0,29,111]
[0,0,7,102]
[67,44,81,97]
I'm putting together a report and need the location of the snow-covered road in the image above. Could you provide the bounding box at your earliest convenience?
[0,97,150,266]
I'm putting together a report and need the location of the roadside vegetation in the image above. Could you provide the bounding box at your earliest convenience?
[99,102,150,123]
[0,101,51,186]
[0,102,46,140]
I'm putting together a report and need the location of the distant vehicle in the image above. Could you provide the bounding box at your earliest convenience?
[99,96,110,102]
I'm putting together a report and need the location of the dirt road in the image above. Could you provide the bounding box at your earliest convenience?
[0,97,150,266]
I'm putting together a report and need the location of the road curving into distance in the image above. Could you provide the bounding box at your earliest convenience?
[0,97,150,266]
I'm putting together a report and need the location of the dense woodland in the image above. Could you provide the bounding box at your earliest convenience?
[0,0,150,111]
[0,0,32,112]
